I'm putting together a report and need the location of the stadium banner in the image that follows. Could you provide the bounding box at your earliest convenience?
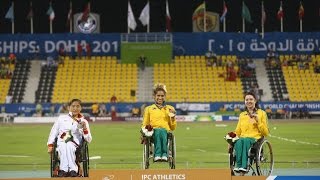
[121,42,172,65]
[213,102,320,113]
[176,115,222,122]
[0,32,319,59]
[0,33,120,59]
[1,102,320,116]
[172,32,320,58]
[176,103,210,111]
[88,169,233,180]
[11,115,221,123]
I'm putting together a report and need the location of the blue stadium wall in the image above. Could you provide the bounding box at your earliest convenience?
[0,32,319,59]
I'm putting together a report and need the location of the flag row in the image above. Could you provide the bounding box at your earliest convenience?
[127,0,171,33]
[191,1,305,24]
[193,0,306,32]
[4,0,309,33]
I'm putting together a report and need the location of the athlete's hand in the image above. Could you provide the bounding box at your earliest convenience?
[80,121,87,130]
[48,146,53,154]
[168,109,176,118]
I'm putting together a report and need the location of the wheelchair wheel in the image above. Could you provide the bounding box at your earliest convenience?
[228,147,235,176]
[50,152,56,177]
[255,140,274,176]
[142,137,150,169]
[82,142,89,177]
[168,133,176,169]
[50,140,59,177]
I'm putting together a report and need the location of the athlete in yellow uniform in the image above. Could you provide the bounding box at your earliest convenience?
[142,83,177,161]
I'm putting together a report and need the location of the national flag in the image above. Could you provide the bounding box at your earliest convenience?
[220,1,228,22]
[261,1,266,25]
[298,2,304,20]
[277,1,284,20]
[46,3,55,21]
[166,0,171,32]
[66,1,73,29]
[5,3,14,21]
[27,2,33,20]
[67,3,72,21]
[127,1,137,30]
[81,2,90,22]
[242,2,252,23]
[192,2,206,20]
[139,2,150,26]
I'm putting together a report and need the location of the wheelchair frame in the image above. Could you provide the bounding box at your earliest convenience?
[142,132,176,169]
[50,137,89,177]
[228,138,274,176]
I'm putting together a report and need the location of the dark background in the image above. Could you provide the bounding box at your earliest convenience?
[0,0,319,34]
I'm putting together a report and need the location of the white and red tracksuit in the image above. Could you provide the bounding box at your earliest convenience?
[47,112,92,172]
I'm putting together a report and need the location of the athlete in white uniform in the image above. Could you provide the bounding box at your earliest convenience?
[47,99,92,177]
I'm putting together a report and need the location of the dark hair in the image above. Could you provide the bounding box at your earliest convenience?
[244,91,259,110]
[69,99,82,106]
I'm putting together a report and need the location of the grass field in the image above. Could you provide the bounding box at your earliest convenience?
[0,120,320,171]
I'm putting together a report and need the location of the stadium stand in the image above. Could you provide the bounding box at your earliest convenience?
[238,58,259,95]
[266,66,288,101]
[51,56,138,103]
[240,71,258,94]
[0,79,11,103]
[281,55,320,102]
[154,55,243,102]
[35,65,58,103]
[0,56,15,103]
[8,60,30,103]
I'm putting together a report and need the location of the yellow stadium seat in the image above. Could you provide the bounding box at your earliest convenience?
[53,59,138,103]
[152,55,243,102]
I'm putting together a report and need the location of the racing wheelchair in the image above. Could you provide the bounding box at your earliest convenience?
[50,137,89,177]
[228,138,274,176]
[141,131,176,169]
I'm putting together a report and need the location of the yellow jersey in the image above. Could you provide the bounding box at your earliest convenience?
[142,104,177,131]
[235,109,269,139]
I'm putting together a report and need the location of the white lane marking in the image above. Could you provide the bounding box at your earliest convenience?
[89,156,102,160]
[0,155,31,158]
[196,149,206,152]
[215,124,227,127]
[269,134,319,146]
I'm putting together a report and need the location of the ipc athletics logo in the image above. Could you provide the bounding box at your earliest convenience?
[76,14,97,34]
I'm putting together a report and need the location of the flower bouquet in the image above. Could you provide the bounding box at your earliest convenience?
[141,125,154,137]
[60,130,73,143]
[224,131,239,145]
